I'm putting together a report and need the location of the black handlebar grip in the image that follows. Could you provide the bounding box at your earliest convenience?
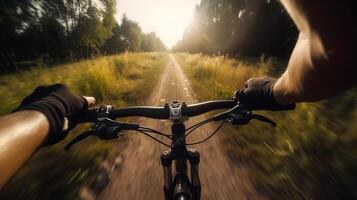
[282,103,296,110]
[237,101,296,111]
[278,103,296,111]
[258,103,296,111]
[77,109,98,123]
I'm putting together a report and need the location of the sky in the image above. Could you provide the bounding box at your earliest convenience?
[116,0,201,48]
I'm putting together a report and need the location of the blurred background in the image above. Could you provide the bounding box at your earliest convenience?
[0,0,356,199]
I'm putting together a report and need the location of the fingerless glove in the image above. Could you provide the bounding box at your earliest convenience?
[235,77,295,111]
[14,84,88,146]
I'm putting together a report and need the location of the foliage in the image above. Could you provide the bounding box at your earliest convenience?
[0,0,166,72]
[120,15,142,52]
[0,52,168,200]
[173,0,298,57]
[176,53,357,200]
[141,32,166,52]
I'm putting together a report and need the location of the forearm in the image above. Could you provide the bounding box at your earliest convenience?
[273,0,357,104]
[273,32,328,103]
[0,111,49,188]
[273,33,356,104]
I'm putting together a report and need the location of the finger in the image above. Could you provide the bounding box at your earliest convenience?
[262,77,276,81]
[83,96,96,108]
[234,89,246,101]
[245,78,255,88]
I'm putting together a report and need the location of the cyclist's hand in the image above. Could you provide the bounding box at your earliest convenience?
[14,83,96,146]
[234,77,295,111]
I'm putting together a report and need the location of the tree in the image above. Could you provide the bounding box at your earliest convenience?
[38,15,66,58]
[69,0,116,57]
[0,0,36,70]
[173,0,297,57]
[103,22,129,54]
[120,15,142,51]
[141,32,166,51]
[0,0,165,72]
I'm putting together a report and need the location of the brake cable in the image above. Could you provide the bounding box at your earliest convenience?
[186,120,226,145]
[137,126,173,139]
[136,130,171,147]
[185,118,215,137]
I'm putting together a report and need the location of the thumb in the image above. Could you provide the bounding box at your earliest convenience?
[82,96,96,108]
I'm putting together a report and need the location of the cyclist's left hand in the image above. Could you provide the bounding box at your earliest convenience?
[15,83,96,146]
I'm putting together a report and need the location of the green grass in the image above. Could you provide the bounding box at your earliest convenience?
[0,52,168,200]
[176,53,357,200]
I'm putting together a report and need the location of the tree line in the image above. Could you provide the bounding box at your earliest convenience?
[173,0,298,58]
[0,0,166,72]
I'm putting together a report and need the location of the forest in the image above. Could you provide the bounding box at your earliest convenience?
[0,0,166,72]
[173,0,298,58]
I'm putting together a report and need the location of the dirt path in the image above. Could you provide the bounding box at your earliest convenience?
[97,54,266,200]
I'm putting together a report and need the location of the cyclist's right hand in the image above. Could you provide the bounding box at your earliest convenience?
[234,77,295,111]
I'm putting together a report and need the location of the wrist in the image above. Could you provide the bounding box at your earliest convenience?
[273,77,297,105]
[28,110,50,140]
[16,104,67,146]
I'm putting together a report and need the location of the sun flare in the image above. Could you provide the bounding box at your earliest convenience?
[116,0,201,48]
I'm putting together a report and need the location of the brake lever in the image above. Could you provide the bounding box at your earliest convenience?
[213,104,246,121]
[251,114,276,127]
[65,131,93,151]
[65,117,140,151]
[213,104,276,127]
[64,124,122,151]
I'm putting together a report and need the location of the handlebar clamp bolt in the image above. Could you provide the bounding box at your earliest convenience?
[189,149,197,154]
[163,150,170,156]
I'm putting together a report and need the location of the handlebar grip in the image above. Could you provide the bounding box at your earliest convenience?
[77,109,98,123]
[256,103,296,111]
[237,101,296,111]
[277,103,296,111]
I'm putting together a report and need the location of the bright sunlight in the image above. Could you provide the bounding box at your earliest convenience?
[116,0,200,48]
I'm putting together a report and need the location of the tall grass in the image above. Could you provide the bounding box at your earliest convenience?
[0,52,168,199]
[176,53,357,200]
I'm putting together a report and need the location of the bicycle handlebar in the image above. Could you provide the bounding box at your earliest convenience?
[79,100,237,122]
[69,99,294,150]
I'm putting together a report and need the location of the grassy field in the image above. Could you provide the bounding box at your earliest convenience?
[0,52,168,199]
[176,53,357,200]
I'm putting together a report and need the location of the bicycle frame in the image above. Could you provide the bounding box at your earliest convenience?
[161,122,201,200]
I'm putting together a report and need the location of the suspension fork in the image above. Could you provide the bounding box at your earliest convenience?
[161,121,201,200]
[188,149,201,200]
[161,122,186,200]
[172,122,200,199]
[161,150,174,200]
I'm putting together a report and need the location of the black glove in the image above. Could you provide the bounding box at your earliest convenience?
[14,83,89,146]
[234,77,295,111]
